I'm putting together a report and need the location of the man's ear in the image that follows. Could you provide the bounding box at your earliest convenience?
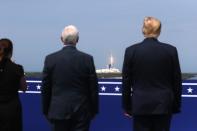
[60,36,64,43]
[76,36,79,43]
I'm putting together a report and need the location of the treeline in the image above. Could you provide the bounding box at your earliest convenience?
[25,72,197,80]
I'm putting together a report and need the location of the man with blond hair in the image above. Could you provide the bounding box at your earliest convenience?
[42,25,99,131]
[122,17,182,131]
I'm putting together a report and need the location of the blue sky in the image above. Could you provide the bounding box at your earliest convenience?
[0,0,197,72]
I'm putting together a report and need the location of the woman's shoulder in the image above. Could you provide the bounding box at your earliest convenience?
[6,59,24,72]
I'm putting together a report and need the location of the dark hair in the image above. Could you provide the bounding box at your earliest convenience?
[0,38,13,59]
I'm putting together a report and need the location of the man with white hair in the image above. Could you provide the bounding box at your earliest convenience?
[42,25,99,131]
[122,17,182,131]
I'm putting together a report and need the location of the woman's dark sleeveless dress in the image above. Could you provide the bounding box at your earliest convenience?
[0,58,24,131]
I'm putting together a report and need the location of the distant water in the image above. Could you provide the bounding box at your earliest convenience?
[188,75,197,80]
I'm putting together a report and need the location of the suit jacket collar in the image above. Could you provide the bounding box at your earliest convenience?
[62,45,76,50]
[143,37,158,43]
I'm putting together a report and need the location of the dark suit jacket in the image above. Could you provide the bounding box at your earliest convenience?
[42,46,98,120]
[122,38,182,115]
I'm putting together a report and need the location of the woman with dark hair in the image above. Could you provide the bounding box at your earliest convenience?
[0,38,27,131]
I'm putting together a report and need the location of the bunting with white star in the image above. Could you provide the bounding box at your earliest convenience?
[21,79,197,98]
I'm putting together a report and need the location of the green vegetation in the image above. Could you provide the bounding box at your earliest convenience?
[25,72,42,78]
[25,72,197,80]
[182,73,197,80]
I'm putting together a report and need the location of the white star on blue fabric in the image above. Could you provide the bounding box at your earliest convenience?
[115,86,120,92]
[101,86,106,92]
[187,87,193,94]
[36,85,41,90]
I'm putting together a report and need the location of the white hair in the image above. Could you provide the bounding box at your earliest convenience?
[61,25,79,44]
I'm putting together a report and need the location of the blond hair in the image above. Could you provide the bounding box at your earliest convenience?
[142,17,161,38]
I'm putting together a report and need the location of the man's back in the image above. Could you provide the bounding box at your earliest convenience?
[122,16,182,131]
[42,25,98,131]
[42,46,98,119]
[122,38,182,115]
[129,38,176,88]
